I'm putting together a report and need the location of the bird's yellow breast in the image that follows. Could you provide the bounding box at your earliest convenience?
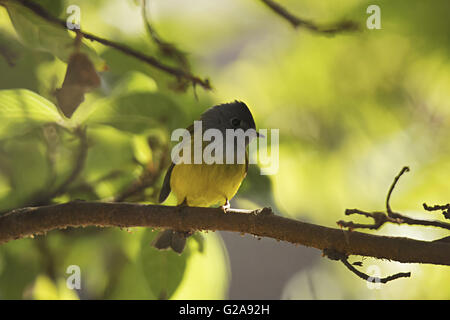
[170,162,247,207]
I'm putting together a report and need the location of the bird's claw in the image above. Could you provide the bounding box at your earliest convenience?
[220,199,231,213]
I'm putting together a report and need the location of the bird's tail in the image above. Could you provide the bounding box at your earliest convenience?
[152,229,188,254]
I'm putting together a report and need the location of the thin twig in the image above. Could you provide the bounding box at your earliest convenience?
[141,0,190,70]
[323,248,411,284]
[423,203,450,211]
[386,166,409,217]
[141,0,192,91]
[11,0,211,90]
[424,203,450,220]
[337,209,397,230]
[112,165,160,203]
[259,0,359,34]
[113,142,170,202]
[337,167,450,231]
[341,259,411,284]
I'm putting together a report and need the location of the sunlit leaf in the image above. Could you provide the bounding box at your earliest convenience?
[0,133,49,211]
[172,232,230,299]
[74,92,183,134]
[81,126,137,198]
[139,230,188,299]
[132,135,152,165]
[0,89,64,140]
[0,239,41,299]
[110,71,158,96]
[4,1,104,69]
[32,275,80,300]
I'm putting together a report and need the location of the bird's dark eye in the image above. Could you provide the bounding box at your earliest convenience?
[230,117,241,127]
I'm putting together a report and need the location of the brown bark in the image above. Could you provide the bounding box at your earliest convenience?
[1,201,449,266]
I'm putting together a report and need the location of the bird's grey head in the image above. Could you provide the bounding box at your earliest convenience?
[200,100,257,133]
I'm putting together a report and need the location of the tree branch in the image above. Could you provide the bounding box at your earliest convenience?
[424,203,450,220]
[259,0,359,34]
[141,0,190,70]
[338,167,450,231]
[323,248,411,284]
[1,201,450,266]
[341,258,411,284]
[11,0,211,90]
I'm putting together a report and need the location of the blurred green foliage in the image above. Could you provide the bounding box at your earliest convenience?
[0,0,448,299]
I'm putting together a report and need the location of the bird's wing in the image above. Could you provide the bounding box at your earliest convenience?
[158,124,195,203]
[158,162,175,203]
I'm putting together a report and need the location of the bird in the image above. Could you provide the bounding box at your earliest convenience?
[152,100,261,253]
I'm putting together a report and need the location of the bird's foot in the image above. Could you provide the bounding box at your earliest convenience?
[176,198,189,216]
[220,199,231,213]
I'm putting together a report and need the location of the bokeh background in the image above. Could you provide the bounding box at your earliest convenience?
[0,0,449,299]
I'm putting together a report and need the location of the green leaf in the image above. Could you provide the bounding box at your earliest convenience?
[32,275,79,300]
[81,126,137,198]
[191,233,205,253]
[31,0,65,18]
[4,1,104,69]
[0,126,80,211]
[139,230,188,299]
[110,71,158,96]
[0,133,49,211]
[0,239,42,299]
[0,89,64,140]
[74,92,184,134]
[172,232,230,299]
